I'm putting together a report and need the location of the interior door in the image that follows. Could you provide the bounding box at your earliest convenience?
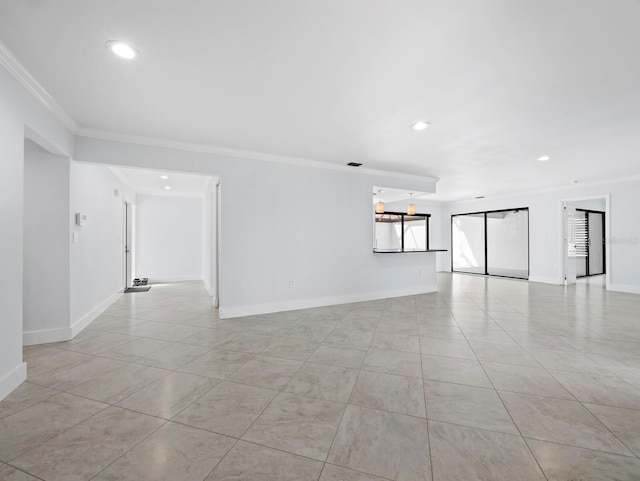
[563,204,577,285]
[124,201,133,288]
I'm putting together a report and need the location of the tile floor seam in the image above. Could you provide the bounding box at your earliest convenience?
[418,328,436,481]
[2,462,47,481]
[86,417,171,481]
[463,328,551,481]
[2,399,112,464]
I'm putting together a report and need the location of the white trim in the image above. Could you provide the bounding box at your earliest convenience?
[0,41,78,132]
[528,276,564,285]
[439,175,640,205]
[71,290,123,338]
[77,129,440,184]
[146,276,203,283]
[23,326,72,346]
[608,284,640,295]
[219,285,438,319]
[0,362,27,401]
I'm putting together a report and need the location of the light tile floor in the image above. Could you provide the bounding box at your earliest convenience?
[2,273,640,480]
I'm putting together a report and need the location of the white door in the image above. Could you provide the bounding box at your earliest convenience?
[563,204,577,285]
[124,201,133,288]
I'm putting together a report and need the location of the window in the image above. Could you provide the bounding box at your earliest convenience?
[374,212,430,252]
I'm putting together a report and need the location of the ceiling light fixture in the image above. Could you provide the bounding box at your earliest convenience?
[376,190,385,214]
[411,121,430,131]
[106,40,139,60]
[160,175,169,180]
[407,193,416,215]
[164,186,171,190]
[537,155,551,162]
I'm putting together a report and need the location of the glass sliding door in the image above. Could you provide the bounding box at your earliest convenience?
[452,213,485,274]
[486,209,529,279]
[451,208,529,279]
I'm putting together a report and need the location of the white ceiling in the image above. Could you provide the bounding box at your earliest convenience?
[1,0,639,201]
[112,166,212,197]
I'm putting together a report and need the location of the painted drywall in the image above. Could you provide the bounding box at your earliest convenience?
[136,194,204,281]
[23,139,70,340]
[569,198,606,212]
[74,136,439,317]
[0,64,74,400]
[438,181,640,292]
[69,162,135,330]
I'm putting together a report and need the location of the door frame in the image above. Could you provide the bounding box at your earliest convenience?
[561,194,610,289]
[124,200,133,289]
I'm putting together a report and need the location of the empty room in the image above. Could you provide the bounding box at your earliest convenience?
[1,1,640,480]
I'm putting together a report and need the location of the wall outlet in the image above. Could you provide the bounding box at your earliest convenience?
[289,279,295,288]
[73,232,79,243]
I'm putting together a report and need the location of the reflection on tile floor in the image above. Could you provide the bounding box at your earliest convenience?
[2,273,640,480]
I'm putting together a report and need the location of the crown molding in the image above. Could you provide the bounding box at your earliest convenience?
[0,40,438,185]
[77,127,440,185]
[440,173,640,206]
[0,40,78,132]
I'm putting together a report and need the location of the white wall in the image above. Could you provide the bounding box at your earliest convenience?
[23,140,70,342]
[0,64,74,400]
[569,198,606,212]
[69,162,135,331]
[438,180,640,292]
[136,194,204,281]
[74,136,439,318]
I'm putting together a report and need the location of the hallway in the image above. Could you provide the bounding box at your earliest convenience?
[1,274,640,480]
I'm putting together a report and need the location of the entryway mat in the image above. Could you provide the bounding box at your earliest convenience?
[124,286,151,293]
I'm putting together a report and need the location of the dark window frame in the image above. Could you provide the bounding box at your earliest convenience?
[374,211,431,252]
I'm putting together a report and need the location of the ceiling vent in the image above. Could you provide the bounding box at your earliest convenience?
[347,162,362,167]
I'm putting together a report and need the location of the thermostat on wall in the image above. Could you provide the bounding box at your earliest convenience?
[76,213,87,226]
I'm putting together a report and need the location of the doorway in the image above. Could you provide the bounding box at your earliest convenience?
[562,195,610,288]
[124,201,133,289]
[575,209,605,278]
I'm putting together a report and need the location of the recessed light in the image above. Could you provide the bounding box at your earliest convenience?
[347,162,362,167]
[537,155,551,162]
[106,40,139,60]
[571,180,579,184]
[411,121,430,131]
[164,186,171,190]
[475,196,485,199]
[160,175,169,180]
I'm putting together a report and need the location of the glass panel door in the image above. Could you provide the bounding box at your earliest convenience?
[452,213,485,274]
[486,209,529,279]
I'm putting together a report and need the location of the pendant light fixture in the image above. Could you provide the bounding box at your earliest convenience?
[376,190,385,214]
[407,193,416,215]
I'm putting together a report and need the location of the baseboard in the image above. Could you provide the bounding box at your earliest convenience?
[147,276,203,283]
[0,362,27,401]
[528,276,564,285]
[219,285,437,319]
[71,290,123,338]
[608,284,640,295]
[23,326,72,346]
